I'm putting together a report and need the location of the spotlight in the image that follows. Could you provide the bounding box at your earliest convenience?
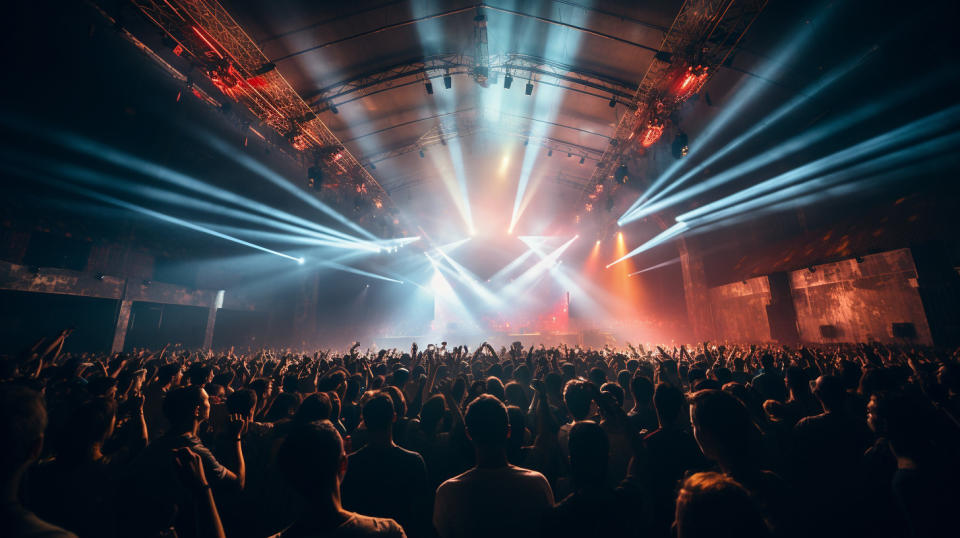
[419,149,425,158]
[567,152,572,158]
[608,98,617,108]
[369,162,376,170]
[425,81,434,95]
[504,74,513,89]
[548,149,553,157]
[307,165,324,191]
[614,164,629,184]
[95,272,104,281]
[579,156,585,165]
[855,256,865,264]
[443,75,452,89]
[808,266,817,273]
[525,82,533,95]
[252,62,276,76]
[671,132,689,159]
[329,103,339,114]
[297,257,305,265]
[142,279,152,286]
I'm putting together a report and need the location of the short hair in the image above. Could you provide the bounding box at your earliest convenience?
[156,364,181,385]
[379,385,407,418]
[265,392,301,422]
[0,384,46,476]
[568,421,608,487]
[361,392,395,432]
[600,382,624,408]
[689,390,762,465]
[296,393,332,423]
[676,472,771,538]
[278,421,344,497]
[563,379,594,420]
[187,364,213,386]
[653,383,684,424]
[631,375,654,403]
[465,394,509,446]
[504,381,528,409]
[163,386,205,424]
[226,388,258,416]
[813,375,845,411]
[485,376,505,402]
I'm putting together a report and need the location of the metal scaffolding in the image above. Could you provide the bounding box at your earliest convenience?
[575,0,769,225]
[304,52,641,113]
[127,0,396,213]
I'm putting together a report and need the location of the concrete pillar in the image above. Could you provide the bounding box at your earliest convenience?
[678,238,714,341]
[111,299,133,353]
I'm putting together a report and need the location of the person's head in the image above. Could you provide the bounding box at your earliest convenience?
[464,394,509,449]
[714,367,732,385]
[278,420,346,499]
[812,375,845,413]
[675,472,771,538]
[296,393,333,423]
[504,381,528,409]
[760,354,774,371]
[868,391,936,461]
[563,379,594,421]
[420,394,445,433]
[600,382,624,409]
[654,383,684,428]
[212,371,235,389]
[362,392,396,433]
[545,372,563,399]
[187,364,213,386]
[156,363,182,387]
[631,375,654,407]
[64,397,117,454]
[226,388,258,421]
[513,364,531,386]
[506,405,526,454]
[588,367,607,388]
[163,386,210,430]
[265,392,301,422]
[345,375,362,403]
[379,385,407,418]
[689,390,762,470]
[248,378,272,402]
[568,421,609,490]
[391,367,409,388]
[485,376,505,402]
[0,384,47,482]
[785,366,810,396]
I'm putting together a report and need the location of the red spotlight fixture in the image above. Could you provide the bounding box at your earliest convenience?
[641,120,665,148]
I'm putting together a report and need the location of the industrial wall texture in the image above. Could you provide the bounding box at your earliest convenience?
[707,277,773,343]
[788,249,932,345]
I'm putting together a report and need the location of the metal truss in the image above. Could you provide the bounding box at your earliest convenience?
[127,0,395,213]
[360,110,606,166]
[304,52,640,113]
[575,0,768,221]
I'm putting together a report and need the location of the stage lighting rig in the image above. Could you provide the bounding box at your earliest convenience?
[425,81,434,95]
[614,164,629,184]
[444,74,453,89]
[525,82,534,95]
[504,74,513,89]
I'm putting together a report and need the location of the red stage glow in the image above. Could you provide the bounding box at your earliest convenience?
[641,122,665,148]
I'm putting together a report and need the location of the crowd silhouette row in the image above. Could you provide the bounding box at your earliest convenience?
[2,333,959,537]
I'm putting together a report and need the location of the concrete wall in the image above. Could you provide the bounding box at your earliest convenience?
[707,277,773,342]
[789,249,932,344]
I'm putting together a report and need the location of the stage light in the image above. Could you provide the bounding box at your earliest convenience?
[567,152,572,158]
[609,98,617,108]
[525,82,533,95]
[856,256,865,264]
[443,75,452,89]
[504,74,513,89]
[614,164,629,184]
[671,132,689,159]
[579,156,585,165]
[641,120,664,148]
[329,104,339,114]
[425,81,434,95]
[547,149,553,157]
[252,62,277,76]
[297,257,305,265]
[419,149,425,158]
[95,272,104,281]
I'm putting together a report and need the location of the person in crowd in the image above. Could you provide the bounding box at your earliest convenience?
[341,392,429,537]
[674,472,772,538]
[270,420,405,537]
[433,395,554,538]
[0,383,77,538]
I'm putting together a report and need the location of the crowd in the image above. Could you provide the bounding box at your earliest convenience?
[2,331,960,538]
